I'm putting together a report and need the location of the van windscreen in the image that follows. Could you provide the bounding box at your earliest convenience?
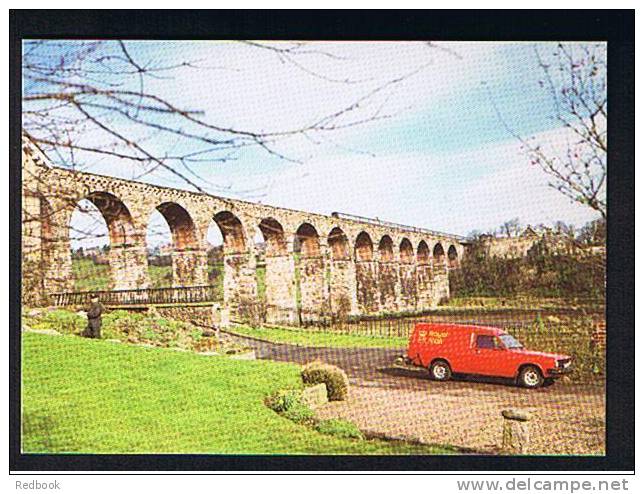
[499,333,523,349]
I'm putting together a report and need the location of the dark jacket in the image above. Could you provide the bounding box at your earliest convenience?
[85,301,103,338]
[87,302,103,320]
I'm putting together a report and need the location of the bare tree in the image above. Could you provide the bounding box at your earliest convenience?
[22,40,448,297]
[487,43,606,219]
[22,40,435,194]
[526,43,607,219]
[499,217,522,238]
[553,220,576,240]
[577,217,606,246]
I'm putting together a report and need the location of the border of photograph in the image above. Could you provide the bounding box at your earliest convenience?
[9,9,634,472]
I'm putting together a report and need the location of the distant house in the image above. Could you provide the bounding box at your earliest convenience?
[478,227,578,259]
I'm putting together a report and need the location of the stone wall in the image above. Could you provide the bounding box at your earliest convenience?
[21,137,464,316]
[154,305,214,328]
[398,264,418,312]
[377,263,398,312]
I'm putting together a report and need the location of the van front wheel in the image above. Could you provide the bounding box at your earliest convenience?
[429,360,452,381]
[518,365,544,388]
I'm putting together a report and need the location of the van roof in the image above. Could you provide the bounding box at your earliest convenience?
[414,322,505,335]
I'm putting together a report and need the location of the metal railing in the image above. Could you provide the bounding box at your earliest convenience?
[330,211,465,241]
[232,301,605,339]
[51,285,222,307]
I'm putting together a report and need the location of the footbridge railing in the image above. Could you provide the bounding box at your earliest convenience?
[51,285,221,307]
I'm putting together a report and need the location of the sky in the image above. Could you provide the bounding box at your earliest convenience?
[23,40,606,249]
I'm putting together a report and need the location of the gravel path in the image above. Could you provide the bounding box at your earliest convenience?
[229,332,605,455]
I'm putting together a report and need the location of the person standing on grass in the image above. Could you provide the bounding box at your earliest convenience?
[83,295,103,339]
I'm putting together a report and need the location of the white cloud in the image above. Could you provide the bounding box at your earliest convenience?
[56,41,604,244]
[258,125,602,235]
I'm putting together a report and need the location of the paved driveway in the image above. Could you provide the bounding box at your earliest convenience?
[233,335,605,455]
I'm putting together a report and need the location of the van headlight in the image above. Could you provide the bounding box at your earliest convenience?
[557,359,571,369]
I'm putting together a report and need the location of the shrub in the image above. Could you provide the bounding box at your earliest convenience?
[301,361,349,401]
[282,402,316,425]
[264,389,304,413]
[316,419,364,440]
[449,240,605,299]
[264,389,316,425]
[24,309,85,335]
[507,316,605,381]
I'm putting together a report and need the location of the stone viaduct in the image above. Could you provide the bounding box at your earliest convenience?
[21,138,465,322]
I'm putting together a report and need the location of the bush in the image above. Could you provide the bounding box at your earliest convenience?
[449,240,605,299]
[23,309,85,335]
[282,402,316,425]
[316,419,364,440]
[264,389,316,425]
[264,389,303,413]
[507,316,605,381]
[301,361,349,401]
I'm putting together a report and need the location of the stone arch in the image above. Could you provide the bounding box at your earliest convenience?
[327,227,354,316]
[70,191,148,290]
[295,222,324,322]
[85,191,136,246]
[400,238,414,264]
[354,231,377,313]
[398,238,417,311]
[23,192,62,302]
[448,244,459,268]
[377,235,397,311]
[378,235,394,262]
[259,218,296,323]
[210,210,255,310]
[156,202,198,249]
[417,240,430,265]
[432,242,449,304]
[433,242,446,266]
[295,223,320,257]
[415,240,433,310]
[212,211,246,254]
[259,218,288,257]
[328,227,350,260]
[148,202,204,287]
[355,231,374,262]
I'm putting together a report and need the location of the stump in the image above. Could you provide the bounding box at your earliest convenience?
[501,408,533,454]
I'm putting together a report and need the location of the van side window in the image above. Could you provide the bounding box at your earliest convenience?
[476,335,497,349]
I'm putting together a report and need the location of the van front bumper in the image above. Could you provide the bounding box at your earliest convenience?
[546,367,573,377]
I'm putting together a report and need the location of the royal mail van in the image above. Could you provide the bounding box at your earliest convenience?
[406,323,572,388]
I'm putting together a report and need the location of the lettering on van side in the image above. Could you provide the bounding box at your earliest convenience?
[418,330,449,345]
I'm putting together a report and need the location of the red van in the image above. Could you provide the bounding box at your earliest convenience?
[406,323,572,388]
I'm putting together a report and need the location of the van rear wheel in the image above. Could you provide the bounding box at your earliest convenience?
[429,360,452,381]
[518,365,544,388]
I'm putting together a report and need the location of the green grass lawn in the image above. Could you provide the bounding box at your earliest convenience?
[72,258,225,294]
[148,265,173,288]
[72,260,174,290]
[230,324,408,349]
[72,258,110,291]
[22,332,451,454]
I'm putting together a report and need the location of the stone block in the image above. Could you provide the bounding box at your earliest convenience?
[301,383,328,409]
[501,408,533,454]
